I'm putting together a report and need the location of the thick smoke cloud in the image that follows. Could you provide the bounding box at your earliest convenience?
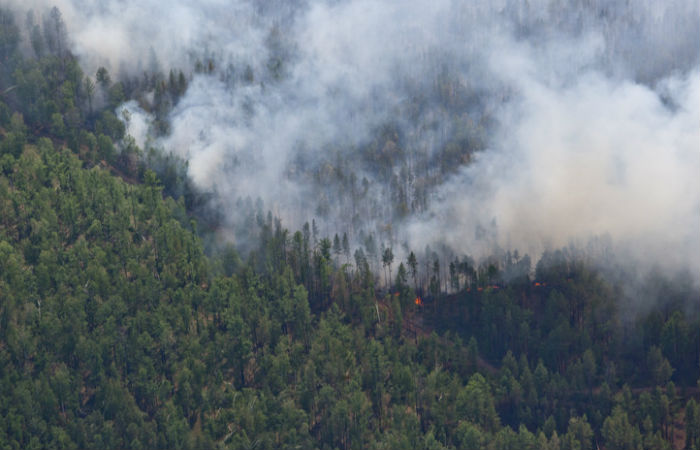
[408,64,700,275]
[9,0,700,284]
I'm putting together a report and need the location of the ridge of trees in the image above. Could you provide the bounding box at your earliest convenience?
[1,7,699,450]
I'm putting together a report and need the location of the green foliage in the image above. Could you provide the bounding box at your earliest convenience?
[0,8,20,63]
[0,6,697,450]
[456,373,500,432]
[687,399,700,450]
[602,407,642,450]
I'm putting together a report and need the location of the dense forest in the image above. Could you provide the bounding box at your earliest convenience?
[1,5,699,450]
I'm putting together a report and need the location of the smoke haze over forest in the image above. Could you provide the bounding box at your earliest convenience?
[8,0,700,283]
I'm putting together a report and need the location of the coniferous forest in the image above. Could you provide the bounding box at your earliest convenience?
[1,3,699,450]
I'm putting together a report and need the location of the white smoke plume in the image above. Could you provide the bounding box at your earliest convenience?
[408,63,700,275]
[7,0,700,284]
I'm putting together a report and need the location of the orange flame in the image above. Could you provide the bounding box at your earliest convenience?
[414,297,423,306]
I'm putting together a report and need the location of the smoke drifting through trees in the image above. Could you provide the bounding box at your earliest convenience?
[9,0,700,286]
